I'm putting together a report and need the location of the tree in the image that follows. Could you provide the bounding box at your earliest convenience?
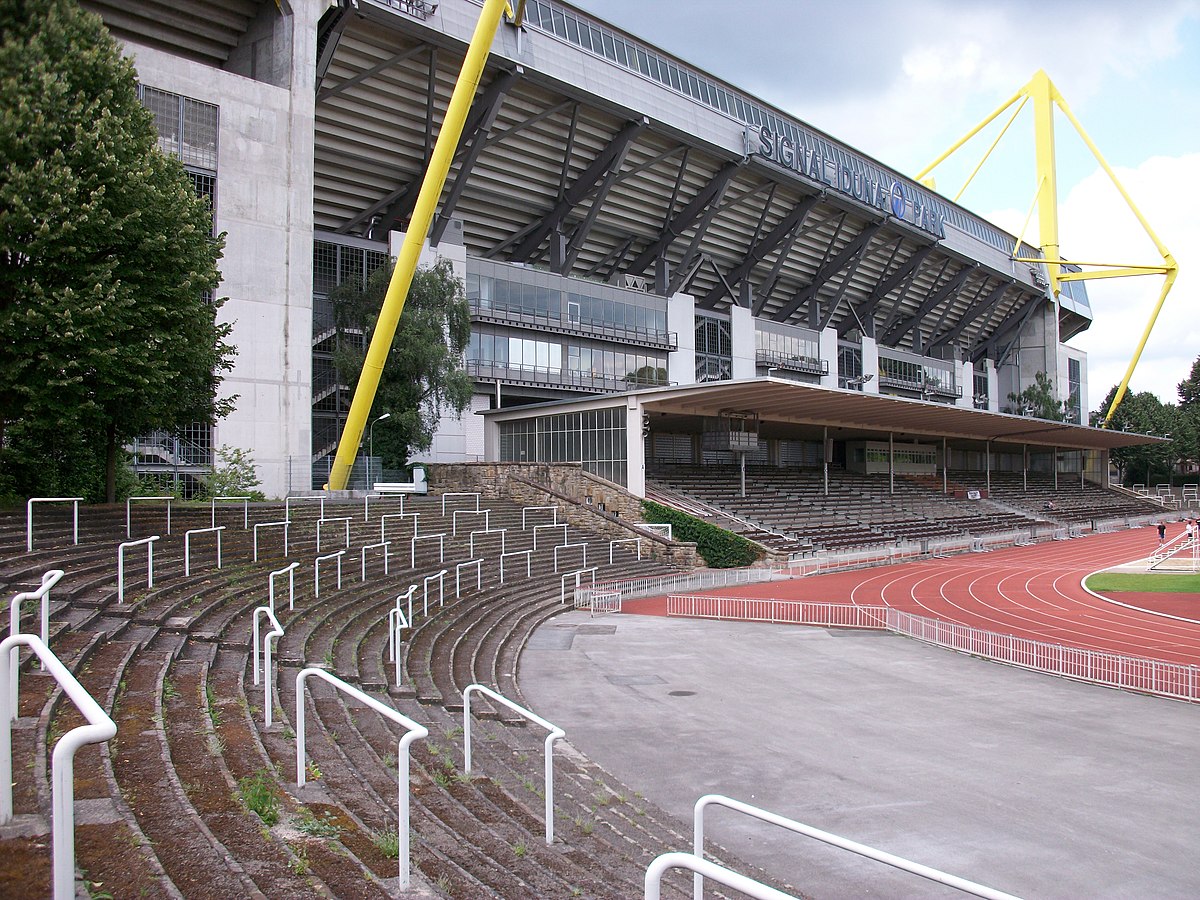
[0,0,234,502]
[331,258,473,467]
[1005,371,1068,421]
[1091,383,1177,486]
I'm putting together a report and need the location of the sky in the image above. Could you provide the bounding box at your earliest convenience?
[572,0,1200,416]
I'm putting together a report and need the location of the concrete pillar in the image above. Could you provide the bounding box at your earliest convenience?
[861,337,880,394]
[730,304,755,380]
[820,326,839,388]
[625,397,646,497]
[667,292,696,386]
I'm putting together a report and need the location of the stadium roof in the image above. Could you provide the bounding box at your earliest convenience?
[487,378,1162,451]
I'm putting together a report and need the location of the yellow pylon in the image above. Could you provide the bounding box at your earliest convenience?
[916,69,1178,426]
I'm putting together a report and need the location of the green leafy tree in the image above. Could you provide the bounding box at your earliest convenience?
[331,258,473,467]
[1005,371,1068,421]
[1091,384,1177,486]
[0,0,234,502]
[201,445,266,501]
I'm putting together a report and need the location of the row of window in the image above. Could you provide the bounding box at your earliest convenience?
[755,329,819,364]
[498,408,628,484]
[878,356,956,390]
[313,241,389,296]
[468,330,667,384]
[467,272,668,335]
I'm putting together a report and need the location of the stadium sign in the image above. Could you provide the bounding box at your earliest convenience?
[743,125,945,238]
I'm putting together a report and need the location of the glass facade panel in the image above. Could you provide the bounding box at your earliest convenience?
[499,408,628,484]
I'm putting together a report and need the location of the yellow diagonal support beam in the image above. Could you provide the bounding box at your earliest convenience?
[918,69,1178,427]
[326,0,512,490]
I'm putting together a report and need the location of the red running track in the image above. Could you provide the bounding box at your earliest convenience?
[628,527,1200,667]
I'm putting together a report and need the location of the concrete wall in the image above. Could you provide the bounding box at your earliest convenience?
[119,6,318,498]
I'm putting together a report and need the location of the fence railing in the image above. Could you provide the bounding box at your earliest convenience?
[389,586,417,685]
[665,597,1200,703]
[692,794,1021,900]
[184,526,224,576]
[8,569,65,709]
[26,497,82,552]
[314,550,345,597]
[253,520,289,561]
[210,496,250,529]
[0,634,117,900]
[295,668,427,888]
[645,853,793,900]
[269,562,298,612]
[117,536,158,603]
[361,540,391,580]
[462,684,564,844]
[252,606,284,726]
[576,567,779,608]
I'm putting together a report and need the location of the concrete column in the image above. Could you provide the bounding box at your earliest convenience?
[957,358,974,408]
[730,305,755,380]
[667,292,696,386]
[819,326,839,388]
[985,359,999,411]
[861,337,880,394]
[625,397,646,497]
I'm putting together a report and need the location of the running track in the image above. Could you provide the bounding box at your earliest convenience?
[630,528,1200,667]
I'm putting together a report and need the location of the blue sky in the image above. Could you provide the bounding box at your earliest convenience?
[572,0,1200,414]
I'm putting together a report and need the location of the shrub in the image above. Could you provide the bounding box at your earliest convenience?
[200,445,266,501]
[238,771,279,825]
[641,500,761,568]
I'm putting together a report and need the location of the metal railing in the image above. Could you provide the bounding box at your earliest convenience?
[664,597,1200,703]
[364,491,404,521]
[210,496,250,529]
[452,507,489,536]
[314,550,345,597]
[26,497,82,552]
[388,586,417,685]
[253,520,290,561]
[423,569,447,613]
[8,569,65,709]
[252,606,284,726]
[561,567,597,605]
[455,560,482,597]
[295,668,427,888]
[534,523,568,550]
[576,567,777,608]
[499,550,531,583]
[117,536,159,603]
[184,526,224,576]
[646,853,793,900]
[411,533,445,567]
[553,542,587,572]
[380,511,418,541]
[462,684,564,844]
[470,528,506,557]
[269,562,298,612]
[126,495,172,537]
[0,634,117,900]
[316,516,351,553]
[692,794,1020,900]
[361,541,392,580]
[609,538,642,563]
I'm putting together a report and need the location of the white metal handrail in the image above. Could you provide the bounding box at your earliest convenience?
[576,567,777,608]
[361,540,392,580]
[522,505,558,529]
[667,596,888,629]
[455,560,482,597]
[285,494,325,522]
[8,569,65,710]
[647,852,794,900]
[184,526,224,576]
[210,496,250,529]
[561,567,597,605]
[423,569,447,614]
[252,605,285,726]
[452,507,489,536]
[442,491,480,515]
[462,683,564,844]
[692,794,1021,900]
[364,491,403,521]
[295,667,427,889]
[388,586,417,685]
[609,537,642,563]
[381,511,418,542]
[316,516,352,553]
[533,523,568,550]
[553,542,587,572]
[126,495,172,538]
[411,533,445,567]
[253,520,290,562]
[499,549,531,583]
[269,562,298,612]
[314,550,345,598]
[470,527,507,557]
[117,536,159,603]
[26,497,82,552]
[0,634,117,900]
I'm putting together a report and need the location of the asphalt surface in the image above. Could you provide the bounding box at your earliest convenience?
[519,611,1200,899]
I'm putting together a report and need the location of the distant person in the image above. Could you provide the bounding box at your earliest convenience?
[1158,522,1167,545]
[1187,519,1196,542]
[1043,499,1056,512]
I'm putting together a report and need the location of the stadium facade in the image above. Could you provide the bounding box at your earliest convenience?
[83,0,1150,498]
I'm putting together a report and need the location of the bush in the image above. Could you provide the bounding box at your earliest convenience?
[641,500,761,568]
[200,445,266,501]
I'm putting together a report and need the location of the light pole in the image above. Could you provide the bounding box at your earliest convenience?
[369,412,391,477]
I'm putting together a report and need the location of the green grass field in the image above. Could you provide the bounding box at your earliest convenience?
[1086,572,1200,593]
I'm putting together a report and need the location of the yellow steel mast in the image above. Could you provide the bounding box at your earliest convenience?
[915,69,1177,426]
[326,0,514,490]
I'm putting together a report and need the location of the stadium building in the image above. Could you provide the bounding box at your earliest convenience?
[83,0,1151,498]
